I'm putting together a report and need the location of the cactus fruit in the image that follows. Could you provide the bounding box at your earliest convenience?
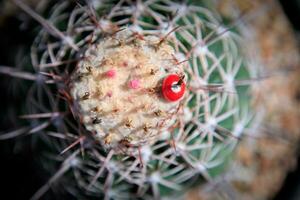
[1,0,259,199]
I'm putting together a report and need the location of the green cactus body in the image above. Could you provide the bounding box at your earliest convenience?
[1,0,257,199]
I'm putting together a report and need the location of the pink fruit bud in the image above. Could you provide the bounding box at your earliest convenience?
[128,79,140,89]
[105,69,116,78]
[107,91,113,97]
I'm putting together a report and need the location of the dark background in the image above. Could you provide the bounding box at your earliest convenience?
[273,0,300,200]
[0,0,299,199]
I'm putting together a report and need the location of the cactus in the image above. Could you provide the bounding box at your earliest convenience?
[0,0,258,199]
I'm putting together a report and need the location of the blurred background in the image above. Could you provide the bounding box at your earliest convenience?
[273,1,300,199]
[0,0,299,199]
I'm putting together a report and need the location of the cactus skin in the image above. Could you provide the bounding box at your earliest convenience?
[0,0,257,199]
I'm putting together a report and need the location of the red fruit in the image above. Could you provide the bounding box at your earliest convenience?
[162,74,185,102]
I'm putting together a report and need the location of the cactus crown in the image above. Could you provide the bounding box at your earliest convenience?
[3,0,256,199]
[70,30,185,151]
